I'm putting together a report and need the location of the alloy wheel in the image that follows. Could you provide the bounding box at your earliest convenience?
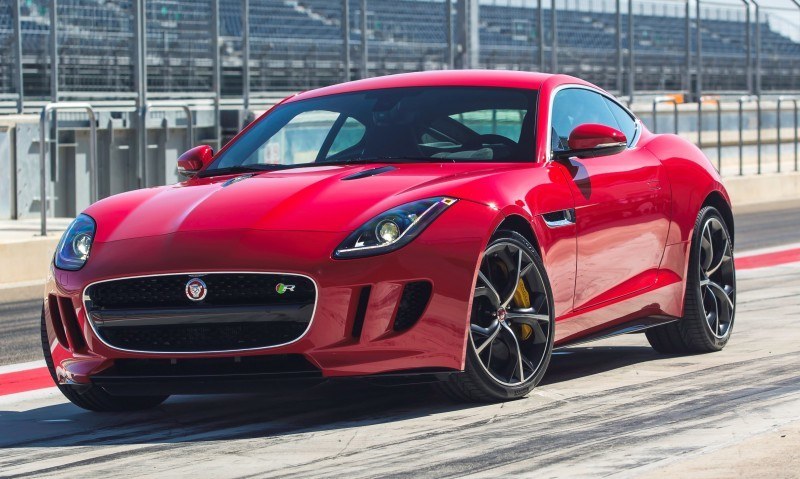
[470,241,552,387]
[698,217,736,339]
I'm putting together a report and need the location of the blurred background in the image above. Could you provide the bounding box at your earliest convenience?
[0,0,798,288]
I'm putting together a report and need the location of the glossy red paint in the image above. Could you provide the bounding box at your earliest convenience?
[177,145,214,175]
[566,123,627,150]
[43,70,732,388]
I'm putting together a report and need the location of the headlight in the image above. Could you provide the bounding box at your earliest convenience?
[54,214,96,271]
[334,197,457,259]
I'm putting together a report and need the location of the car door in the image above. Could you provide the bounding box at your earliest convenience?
[550,87,671,311]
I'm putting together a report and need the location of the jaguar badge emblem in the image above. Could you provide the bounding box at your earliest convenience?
[185,278,208,301]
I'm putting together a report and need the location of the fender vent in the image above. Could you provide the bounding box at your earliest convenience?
[393,281,432,332]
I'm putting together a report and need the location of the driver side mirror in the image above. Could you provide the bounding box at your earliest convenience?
[177,145,214,177]
[553,123,627,160]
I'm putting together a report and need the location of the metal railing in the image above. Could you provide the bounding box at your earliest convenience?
[737,95,760,176]
[142,102,195,187]
[776,96,799,173]
[39,102,98,236]
[652,96,680,134]
[700,96,723,172]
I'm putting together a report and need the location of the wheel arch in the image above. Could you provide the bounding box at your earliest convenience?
[493,214,541,255]
[702,190,735,246]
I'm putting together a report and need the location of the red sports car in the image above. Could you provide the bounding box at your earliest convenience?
[42,70,736,410]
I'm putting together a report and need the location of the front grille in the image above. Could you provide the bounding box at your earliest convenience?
[101,321,309,352]
[84,273,316,353]
[87,273,314,310]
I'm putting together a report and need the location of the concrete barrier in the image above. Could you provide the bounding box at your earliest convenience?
[725,171,800,209]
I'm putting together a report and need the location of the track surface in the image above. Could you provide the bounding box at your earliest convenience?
[1,199,799,477]
[1,262,799,477]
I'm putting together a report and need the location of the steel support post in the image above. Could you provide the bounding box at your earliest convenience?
[360,0,367,78]
[342,0,350,81]
[242,0,250,115]
[13,0,23,113]
[212,0,221,148]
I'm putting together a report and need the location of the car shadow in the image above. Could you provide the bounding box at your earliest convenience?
[0,344,670,449]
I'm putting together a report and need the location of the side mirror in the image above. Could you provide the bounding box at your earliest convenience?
[553,123,627,160]
[177,145,214,177]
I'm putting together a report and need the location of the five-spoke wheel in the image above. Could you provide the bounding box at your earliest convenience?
[440,231,554,402]
[646,206,736,353]
[698,217,736,339]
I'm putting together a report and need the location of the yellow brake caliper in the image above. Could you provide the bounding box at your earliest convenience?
[512,280,533,340]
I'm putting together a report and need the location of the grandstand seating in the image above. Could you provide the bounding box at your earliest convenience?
[0,0,797,97]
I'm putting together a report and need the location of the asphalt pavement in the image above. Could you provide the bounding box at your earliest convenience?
[1,260,798,477]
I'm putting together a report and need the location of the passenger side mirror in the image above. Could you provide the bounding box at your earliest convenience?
[177,145,214,177]
[553,123,627,160]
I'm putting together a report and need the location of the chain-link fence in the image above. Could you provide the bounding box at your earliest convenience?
[1,0,799,109]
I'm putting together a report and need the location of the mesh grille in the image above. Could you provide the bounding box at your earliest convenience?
[100,321,308,353]
[393,281,432,332]
[86,273,315,310]
[85,273,316,352]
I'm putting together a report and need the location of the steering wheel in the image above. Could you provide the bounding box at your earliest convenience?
[476,134,517,148]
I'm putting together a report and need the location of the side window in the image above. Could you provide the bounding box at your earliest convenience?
[551,89,621,152]
[604,98,637,146]
[327,117,365,157]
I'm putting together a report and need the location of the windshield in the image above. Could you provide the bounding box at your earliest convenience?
[206,87,537,174]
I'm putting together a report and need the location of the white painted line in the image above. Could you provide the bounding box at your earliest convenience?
[737,242,800,258]
[0,359,46,375]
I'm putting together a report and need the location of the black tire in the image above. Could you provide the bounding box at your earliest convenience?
[646,206,736,354]
[438,231,555,402]
[40,307,168,412]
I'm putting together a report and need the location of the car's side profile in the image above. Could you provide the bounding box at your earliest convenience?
[41,70,735,410]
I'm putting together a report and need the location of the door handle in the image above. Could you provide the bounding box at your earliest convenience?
[647,179,661,190]
[542,208,576,228]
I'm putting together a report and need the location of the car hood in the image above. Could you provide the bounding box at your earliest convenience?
[87,163,522,243]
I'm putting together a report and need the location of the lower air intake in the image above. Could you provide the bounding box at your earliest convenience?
[393,281,432,332]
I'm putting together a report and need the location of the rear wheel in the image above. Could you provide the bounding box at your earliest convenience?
[40,307,168,412]
[439,231,554,402]
[646,206,736,353]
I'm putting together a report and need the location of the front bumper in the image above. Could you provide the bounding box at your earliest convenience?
[43,200,496,388]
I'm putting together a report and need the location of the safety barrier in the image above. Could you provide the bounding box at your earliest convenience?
[39,102,97,236]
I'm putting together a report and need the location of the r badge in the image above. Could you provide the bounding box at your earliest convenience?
[276,283,295,295]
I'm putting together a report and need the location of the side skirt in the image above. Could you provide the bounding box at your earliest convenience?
[554,316,679,350]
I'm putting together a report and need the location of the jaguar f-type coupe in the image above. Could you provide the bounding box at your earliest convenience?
[42,70,736,410]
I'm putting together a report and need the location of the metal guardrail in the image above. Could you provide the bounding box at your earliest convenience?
[737,95,760,176]
[776,96,799,173]
[141,102,194,188]
[700,96,723,172]
[652,96,679,135]
[39,102,97,236]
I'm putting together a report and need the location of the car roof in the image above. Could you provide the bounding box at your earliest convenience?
[289,70,582,103]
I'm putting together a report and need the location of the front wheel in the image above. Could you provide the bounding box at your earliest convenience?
[439,231,555,402]
[646,206,736,353]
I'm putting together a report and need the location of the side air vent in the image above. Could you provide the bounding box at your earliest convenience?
[393,281,432,332]
[342,166,397,181]
[58,296,86,351]
[351,286,371,338]
[47,294,69,349]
